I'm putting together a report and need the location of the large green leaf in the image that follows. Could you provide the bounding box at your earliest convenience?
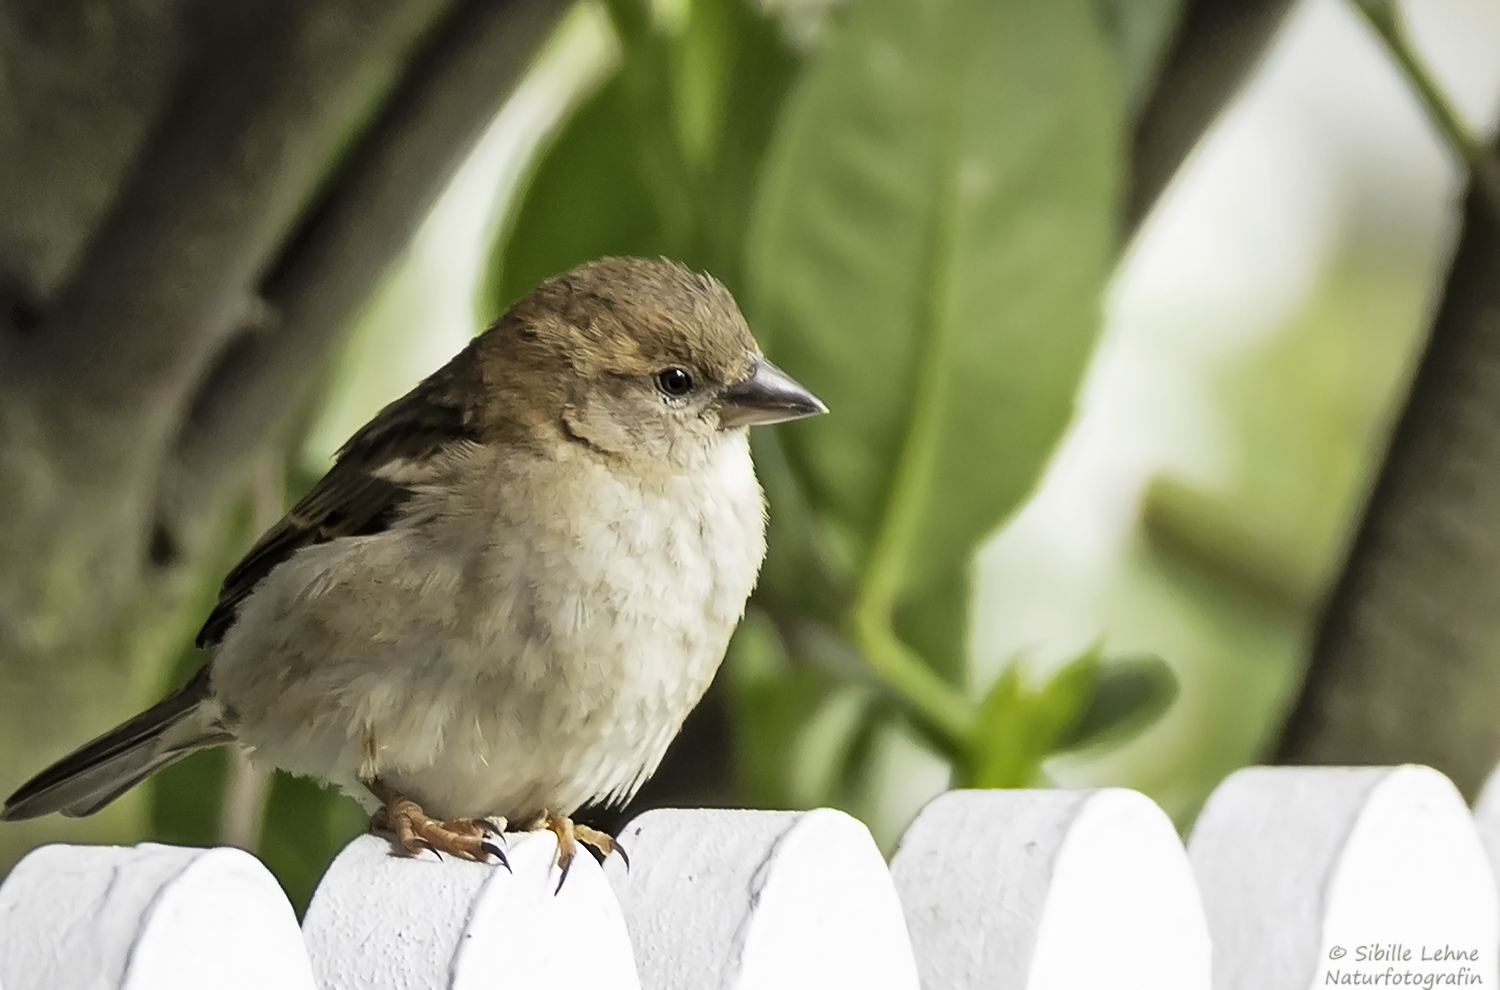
[746,0,1122,624]
[484,0,797,313]
[486,78,667,315]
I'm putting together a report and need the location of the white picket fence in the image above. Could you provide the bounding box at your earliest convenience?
[2,763,1500,988]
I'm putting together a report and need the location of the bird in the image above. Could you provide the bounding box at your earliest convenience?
[2,256,826,879]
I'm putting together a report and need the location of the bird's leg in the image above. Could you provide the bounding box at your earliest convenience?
[575,822,628,867]
[536,812,629,892]
[364,778,509,869]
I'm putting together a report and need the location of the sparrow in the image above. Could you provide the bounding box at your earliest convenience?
[2,257,826,878]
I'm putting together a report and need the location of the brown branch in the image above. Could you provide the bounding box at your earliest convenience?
[9,0,458,489]
[0,0,184,302]
[1274,172,1500,797]
[1126,0,1296,231]
[0,0,481,869]
[155,0,568,553]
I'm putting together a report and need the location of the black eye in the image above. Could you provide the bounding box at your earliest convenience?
[656,367,694,397]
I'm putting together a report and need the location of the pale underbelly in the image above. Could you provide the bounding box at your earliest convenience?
[213,439,764,820]
[216,533,737,820]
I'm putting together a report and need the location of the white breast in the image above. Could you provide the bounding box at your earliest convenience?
[212,432,766,821]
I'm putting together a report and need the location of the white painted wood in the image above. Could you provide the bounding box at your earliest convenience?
[890,788,1210,990]
[302,830,638,990]
[1188,764,1497,990]
[6,772,1496,989]
[0,841,314,990]
[1468,761,1500,889]
[604,807,919,990]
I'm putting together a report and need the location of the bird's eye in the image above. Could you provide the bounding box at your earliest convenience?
[656,367,695,397]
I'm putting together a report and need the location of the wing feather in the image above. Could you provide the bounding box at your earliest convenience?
[196,342,486,647]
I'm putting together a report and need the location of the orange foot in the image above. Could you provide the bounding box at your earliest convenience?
[535,812,629,892]
[366,780,509,870]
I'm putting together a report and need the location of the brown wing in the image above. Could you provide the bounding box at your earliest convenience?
[196,343,486,648]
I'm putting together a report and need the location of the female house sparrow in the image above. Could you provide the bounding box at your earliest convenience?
[2,257,825,875]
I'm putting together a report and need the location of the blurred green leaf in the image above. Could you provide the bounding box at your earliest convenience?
[258,772,367,915]
[1054,654,1178,753]
[725,611,829,806]
[727,609,891,810]
[965,649,1099,787]
[151,747,228,846]
[892,567,971,684]
[749,0,1121,598]
[1091,0,1184,118]
[747,0,1121,741]
[487,79,666,315]
[961,649,1177,787]
[485,0,798,314]
[1030,648,1104,746]
[965,666,1032,787]
[148,497,256,847]
[751,430,850,621]
[790,683,879,807]
[669,0,734,169]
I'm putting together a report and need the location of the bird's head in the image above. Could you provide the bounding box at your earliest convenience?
[481,257,826,470]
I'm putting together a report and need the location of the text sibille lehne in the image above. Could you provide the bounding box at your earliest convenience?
[1323,944,1485,987]
[1346,946,1480,964]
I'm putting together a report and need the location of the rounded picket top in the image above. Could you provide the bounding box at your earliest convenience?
[0,842,313,990]
[1468,760,1500,887]
[604,807,918,990]
[303,830,638,990]
[889,788,1209,990]
[1189,764,1497,990]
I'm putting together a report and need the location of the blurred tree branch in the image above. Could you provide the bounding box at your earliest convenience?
[1273,6,1500,797]
[0,0,562,866]
[1125,0,1294,231]
[1348,0,1500,212]
[1274,173,1500,796]
[158,0,565,556]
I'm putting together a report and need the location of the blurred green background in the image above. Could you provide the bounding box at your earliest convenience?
[2,0,1498,911]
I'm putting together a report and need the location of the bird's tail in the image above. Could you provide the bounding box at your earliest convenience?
[1,667,231,821]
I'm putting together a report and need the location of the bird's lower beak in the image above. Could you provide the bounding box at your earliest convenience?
[719,357,828,429]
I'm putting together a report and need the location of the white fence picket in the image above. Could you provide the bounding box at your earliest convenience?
[0,842,314,990]
[3,763,1499,989]
[1466,761,1500,889]
[301,831,638,990]
[603,807,919,990]
[1188,764,1497,990]
[890,788,1211,990]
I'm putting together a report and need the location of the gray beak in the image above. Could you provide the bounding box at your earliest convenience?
[719,357,828,429]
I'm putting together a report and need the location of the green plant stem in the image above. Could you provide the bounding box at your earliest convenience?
[847,49,976,749]
[1353,0,1500,208]
[849,608,974,746]
[1355,1,1479,161]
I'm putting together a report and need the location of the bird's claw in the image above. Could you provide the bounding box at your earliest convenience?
[481,840,512,873]
[539,814,626,892]
[575,822,626,866]
[366,780,510,866]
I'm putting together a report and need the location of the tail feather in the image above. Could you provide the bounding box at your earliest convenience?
[1,667,229,821]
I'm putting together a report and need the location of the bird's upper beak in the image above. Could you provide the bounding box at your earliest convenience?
[719,357,828,429]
